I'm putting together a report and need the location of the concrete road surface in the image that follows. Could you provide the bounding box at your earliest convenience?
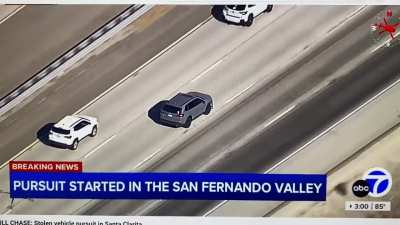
[145,43,400,216]
[0,5,128,99]
[0,5,23,23]
[209,68,400,217]
[136,10,400,216]
[0,6,372,215]
[0,5,211,165]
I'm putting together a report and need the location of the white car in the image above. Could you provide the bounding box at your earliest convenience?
[49,115,98,150]
[222,4,273,26]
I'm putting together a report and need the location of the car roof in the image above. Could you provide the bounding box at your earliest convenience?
[54,115,85,129]
[226,5,248,10]
[167,93,195,107]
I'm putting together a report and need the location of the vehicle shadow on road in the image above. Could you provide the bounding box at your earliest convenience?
[211,5,228,24]
[36,123,68,150]
[148,100,178,128]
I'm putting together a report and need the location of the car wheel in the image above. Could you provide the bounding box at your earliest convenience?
[245,14,254,27]
[204,103,212,115]
[265,5,273,12]
[184,117,192,128]
[71,139,79,150]
[90,125,97,137]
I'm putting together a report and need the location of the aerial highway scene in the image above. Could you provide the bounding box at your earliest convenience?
[0,3,399,218]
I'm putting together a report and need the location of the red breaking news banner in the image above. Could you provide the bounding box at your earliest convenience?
[9,161,82,172]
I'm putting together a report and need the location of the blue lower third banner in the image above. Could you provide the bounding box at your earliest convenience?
[10,172,326,201]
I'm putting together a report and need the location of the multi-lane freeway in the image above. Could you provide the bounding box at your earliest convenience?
[0,4,398,216]
[0,5,211,164]
[75,5,400,216]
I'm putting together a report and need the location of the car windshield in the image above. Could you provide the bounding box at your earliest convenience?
[163,105,181,114]
[227,5,246,11]
[52,127,70,135]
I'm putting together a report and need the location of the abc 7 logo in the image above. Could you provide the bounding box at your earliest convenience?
[352,168,392,198]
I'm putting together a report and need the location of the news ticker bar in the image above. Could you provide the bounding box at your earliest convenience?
[9,172,326,201]
[0,215,399,225]
[8,161,326,201]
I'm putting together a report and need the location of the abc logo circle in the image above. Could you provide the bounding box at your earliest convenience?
[363,167,392,197]
[352,180,369,197]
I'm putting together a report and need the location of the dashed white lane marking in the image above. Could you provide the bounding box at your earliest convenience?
[132,148,161,170]
[83,134,116,159]
[224,82,255,105]
[190,59,224,83]
[263,104,296,128]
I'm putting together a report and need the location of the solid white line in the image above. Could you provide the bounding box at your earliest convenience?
[191,59,223,83]
[0,5,24,25]
[83,135,116,159]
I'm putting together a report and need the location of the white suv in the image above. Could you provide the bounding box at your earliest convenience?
[49,115,98,150]
[222,5,273,26]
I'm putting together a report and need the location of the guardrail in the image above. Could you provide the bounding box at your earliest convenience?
[0,4,153,117]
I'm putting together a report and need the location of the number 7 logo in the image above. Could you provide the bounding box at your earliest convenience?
[363,168,392,198]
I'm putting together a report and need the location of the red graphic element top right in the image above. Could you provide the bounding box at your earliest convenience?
[372,8,400,40]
